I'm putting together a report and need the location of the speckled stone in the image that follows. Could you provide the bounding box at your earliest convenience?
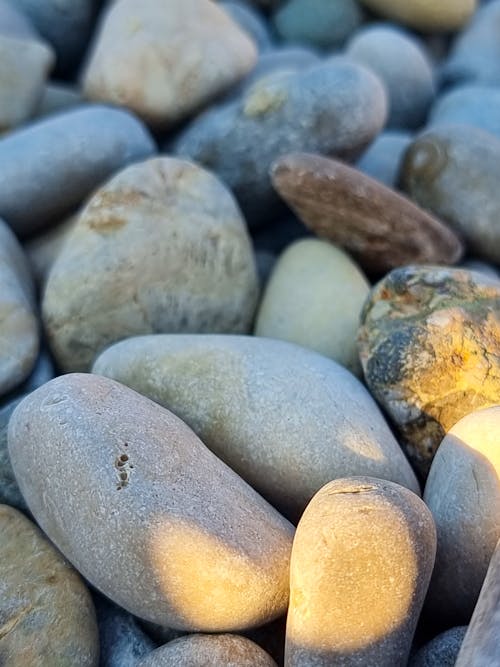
[401,125,500,264]
[42,157,258,372]
[93,334,419,522]
[356,131,412,188]
[429,85,500,139]
[137,634,277,666]
[83,0,257,128]
[173,59,387,224]
[0,504,99,666]
[285,477,436,666]
[8,373,293,632]
[359,0,476,31]
[271,153,463,274]
[358,265,500,477]
[409,627,467,667]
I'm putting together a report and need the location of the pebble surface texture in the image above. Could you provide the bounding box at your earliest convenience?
[285,477,436,667]
[271,153,463,274]
[0,106,155,238]
[83,0,257,128]
[409,626,467,667]
[359,0,476,31]
[173,59,387,224]
[0,219,38,397]
[424,407,500,624]
[401,124,500,265]
[0,504,99,666]
[358,266,500,477]
[8,373,293,631]
[43,157,258,372]
[93,334,419,522]
[137,634,278,666]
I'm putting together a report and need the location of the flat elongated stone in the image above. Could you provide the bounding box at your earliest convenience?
[271,153,463,274]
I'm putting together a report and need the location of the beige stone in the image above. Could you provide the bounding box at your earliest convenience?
[42,157,258,372]
[82,0,257,128]
[0,504,99,666]
[255,239,369,375]
[359,0,476,31]
[285,477,436,667]
[8,373,293,632]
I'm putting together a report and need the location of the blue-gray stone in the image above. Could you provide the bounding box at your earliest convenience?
[0,398,27,511]
[356,131,413,188]
[0,349,54,409]
[429,85,500,139]
[409,627,467,667]
[220,1,272,51]
[0,105,156,238]
[0,0,38,39]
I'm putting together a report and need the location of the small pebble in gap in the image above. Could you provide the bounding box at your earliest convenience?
[356,131,412,188]
[358,0,476,32]
[136,634,277,666]
[26,214,77,286]
[8,373,293,632]
[358,265,500,477]
[35,82,83,119]
[0,399,26,510]
[285,477,436,667]
[401,124,500,264]
[409,626,467,667]
[0,504,99,666]
[270,152,463,275]
[220,1,273,51]
[428,85,500,140]
[255,238,370,375]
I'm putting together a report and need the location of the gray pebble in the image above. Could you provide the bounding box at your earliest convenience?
[409,627,467,667]
[429,85,500,139]
[356,130,413,187]
[0,0,38,39]
[221,1,272,51]
[35,82,83,119]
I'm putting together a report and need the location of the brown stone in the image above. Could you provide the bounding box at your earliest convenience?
[270,152,463,274]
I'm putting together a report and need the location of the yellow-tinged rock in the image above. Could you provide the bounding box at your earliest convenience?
[359,0,476,32]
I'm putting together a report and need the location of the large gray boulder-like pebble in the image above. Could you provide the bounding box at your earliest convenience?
[409,627,467,667]
[0,105,155,238]
[428,85,500,140]
[93,334,419,522]
[0,504,99,666]
[173,59,387,224]
[43,157,258,372]
[8,373,293,631]
[356,131,412,188]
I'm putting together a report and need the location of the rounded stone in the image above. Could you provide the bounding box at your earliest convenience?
[254,239,370,375]
[0,504,99,666]
[93,334,419,523]
[271,152,463,275]
[346,25,435,130]
[0,105,156,238]
[356,131,412,188]
[409,627,467,667]
[358,265,500,477]
[429,85,500,140]
[401,124,500,264]
[8,373,293,631]
[220,1,272,51]
[42,157,258,372]
[285,477,436,667]
[424,407,500,624]
[137,634,277,666]
[83,0,257,128]
[358,0,476,31]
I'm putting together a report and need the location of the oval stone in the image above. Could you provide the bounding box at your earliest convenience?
[8,374,293,631]
[0,504,99,666]
[93,334,419,522]
[358,0,476,31]
[285,477,436,667]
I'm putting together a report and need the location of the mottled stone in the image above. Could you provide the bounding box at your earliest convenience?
[255,239,370,374]
[358,265,500,477]
[401,125,500,264]
[0,504,99,666]
[359,0,476,31]
[429,85,500,139]
[8,374,293,631]
[356,131,412,188]
[137,634,277,666]
[0,105,155,238]
[285,477,436,666]
[221,1,272,51]
[346,25,435,130]
[173,60,387,224]
[93,334,419,522]
[271,153,463,274]
[83,0,257,128]
[409,627,467,667]
[26,215,77,286]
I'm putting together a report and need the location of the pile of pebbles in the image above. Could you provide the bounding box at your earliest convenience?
[2,0,500,665]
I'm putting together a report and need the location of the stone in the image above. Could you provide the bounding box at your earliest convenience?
[424,407,500,624]
[93,334,419,522]
[0,0,38,39]
[220,1,272,51]
[356,131,412,188]
[26,215,77,286]
[429,85,500,140]
[358,0,476,31]
[273,0,363,51]
[173,59,387,224]
[83,0,257,128]
[346,25,435,130]
[35,82,83,119]
[271,153,463,275]
[0,219,38,397]
[0,399,26,510]
[8,373,293,631]
[255,239,370,375]
[401,125,500,264]
[358,265,500,477]
[137,634,277,666]
[0,105,155,238]
[0,504,99,666]
[461,259,500,280]
[409,627,467,667]
[0,348,54,408]
[285,477,436,666]
[43,157,258,372]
